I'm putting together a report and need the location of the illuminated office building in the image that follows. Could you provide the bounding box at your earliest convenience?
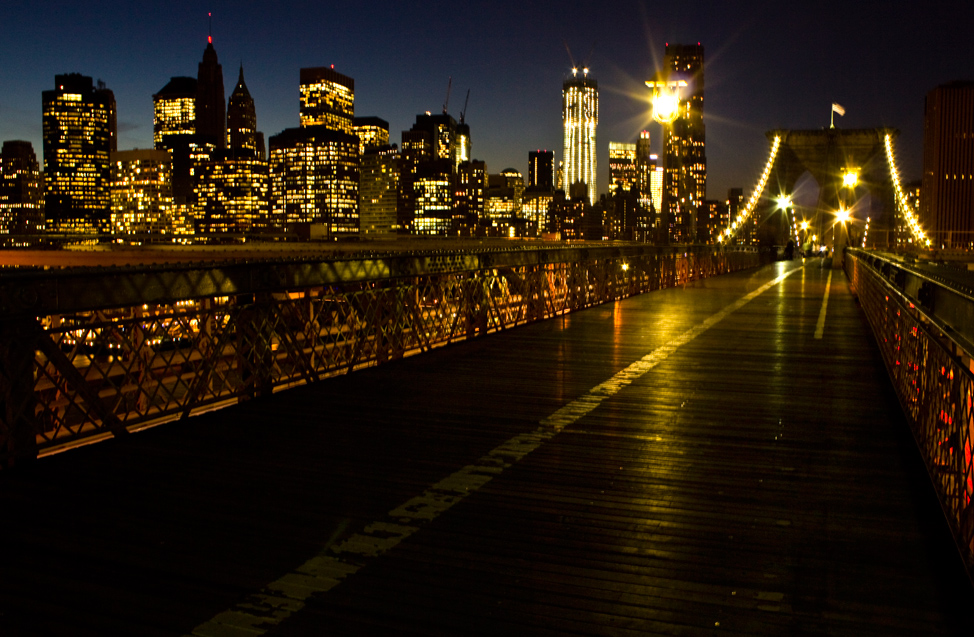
[698,199,724,244]
[0,141,44,234]
[353,117,390,155]
[635,131,655,197]
[562,67,598,205]
[196,35,225,148]
[300,66,354,133]
[606,187,641,240]
[154,76,197,204]
[453,159,486,236]
[547,186,589,240]
[609,142,637,195]
[412,160,453,236]
[650,166,664,215]
[456,121,471,168]
[110,149,173,235]
[227,66,259,157]
[195,155,269,233]
[522,191,553,237]
[42,73,116,232]
[485,169,524,237]
[269,126,359,236]
[528,150,554,191]
[921,82,974,248]
[360,144,400,237]
[662,43,706,243]
[400,112,459,232]
[404,113,458,164]
[153,77,196,148]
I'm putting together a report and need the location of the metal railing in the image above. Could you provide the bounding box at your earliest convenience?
[846,248,974,577]
[0,244,758,467]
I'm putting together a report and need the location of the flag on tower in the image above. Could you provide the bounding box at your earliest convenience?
[832,103,846,116]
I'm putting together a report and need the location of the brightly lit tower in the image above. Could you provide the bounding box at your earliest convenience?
[300,66,355,134]
[42,73,116,233]
[562,67,598,205]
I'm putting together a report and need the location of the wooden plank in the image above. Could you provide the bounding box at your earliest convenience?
[0,259,970,635]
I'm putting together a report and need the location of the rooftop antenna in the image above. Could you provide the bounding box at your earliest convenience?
[207,12,213,44]
[442,76,452,115]
[460,89,470,124]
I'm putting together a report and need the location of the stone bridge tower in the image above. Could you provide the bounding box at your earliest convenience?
[761,128,897,250]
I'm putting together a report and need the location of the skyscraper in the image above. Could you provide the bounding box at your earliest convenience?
[196,35,226,148]
[153,76,197,205]
[268,126,359,236]
[920,82,974,249]
[227,65,258,157]
[360,144,400,237]
[0,141,44,234]
[399,112,459,234]
[562,68,598,205]
[635,131,654,199]
[42,73,116,232]
[528,150,554,191]
[300,67,354,133]
[608,142,637,195]
[195,155,269,233]
[453,159,486,236]
[153,77,197,148]
[110,149,173,235]
[662,43,706,243]
[353,117,390,155]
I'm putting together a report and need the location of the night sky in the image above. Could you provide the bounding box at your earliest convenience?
[1,0,971,201]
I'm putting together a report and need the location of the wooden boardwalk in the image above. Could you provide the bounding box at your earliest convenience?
[0,259,970,635]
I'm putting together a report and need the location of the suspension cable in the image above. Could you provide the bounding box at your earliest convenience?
[719,135,781,243]
[884,133,929,247]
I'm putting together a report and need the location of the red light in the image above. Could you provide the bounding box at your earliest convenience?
[331,64,334,69]
[208,36,212,44]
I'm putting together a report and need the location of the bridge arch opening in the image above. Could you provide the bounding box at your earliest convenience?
[754,128,900,251]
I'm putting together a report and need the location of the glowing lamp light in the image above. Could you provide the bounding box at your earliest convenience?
[646,78,687,125]
[836,208,851,223]
[776,195,793,210]
[800,221,809,230]
[843,170,859,188]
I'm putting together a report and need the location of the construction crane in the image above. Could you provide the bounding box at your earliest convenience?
[459,89,470,124]
[442,77,452,115]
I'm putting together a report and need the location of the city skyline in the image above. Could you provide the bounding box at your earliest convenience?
[1,1,971,202]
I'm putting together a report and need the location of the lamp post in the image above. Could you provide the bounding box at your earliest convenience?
[833,168,858,268]
[833,206,851,268]
[646,76,686,245]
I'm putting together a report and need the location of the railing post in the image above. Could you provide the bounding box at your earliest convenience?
[234,292,276,401]
[0,316,40,468]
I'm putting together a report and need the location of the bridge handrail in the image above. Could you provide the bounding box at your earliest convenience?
[846,248,974,578]
[0,244,756,317]
[0,244,759,468]
[849,248,974,356]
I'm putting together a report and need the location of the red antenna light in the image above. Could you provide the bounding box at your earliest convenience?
[207,12,213,44]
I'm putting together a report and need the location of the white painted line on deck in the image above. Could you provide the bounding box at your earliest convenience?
[814,270,833,339]
[189,265,802,637]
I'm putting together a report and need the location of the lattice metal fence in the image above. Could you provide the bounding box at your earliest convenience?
[847,253,974,575]
[1,245,757,466]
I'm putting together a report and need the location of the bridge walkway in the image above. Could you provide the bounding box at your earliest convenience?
[0,259,970,635]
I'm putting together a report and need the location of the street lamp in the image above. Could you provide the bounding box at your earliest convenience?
[646,76,687,244]
[646,77,687,125]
